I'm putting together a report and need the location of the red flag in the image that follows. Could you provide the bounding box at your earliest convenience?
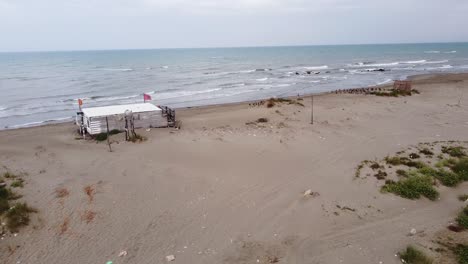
[143,93,152,102]
[78,99,83,106]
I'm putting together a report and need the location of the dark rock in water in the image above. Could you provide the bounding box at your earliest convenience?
[366,68,386,72]
[325,71,331,73]
[295,72,300,75]
[306,71,312,74]
[314,72,320,74]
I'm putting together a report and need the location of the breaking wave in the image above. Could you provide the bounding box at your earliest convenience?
[304,65,328,70]
[100,68,134,72]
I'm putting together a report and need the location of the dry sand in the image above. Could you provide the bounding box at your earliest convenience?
[1,73,468,264]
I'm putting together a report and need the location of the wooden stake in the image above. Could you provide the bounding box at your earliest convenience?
[310,95,314,124]
[106,117,112,152]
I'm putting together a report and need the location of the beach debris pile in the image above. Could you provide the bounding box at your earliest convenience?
[303,189,320,198]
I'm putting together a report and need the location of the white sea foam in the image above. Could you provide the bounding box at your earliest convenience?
[155,88,222,100]
[444,51,457,53]
[377,79,393,85]
[440,65,453,69]
[402,60,427,64]
[239,69,256,73]
[161,66,169,69]
[7,116,72,129]
[256,78,268,82]
[274,84,291,87]
[424,60,449,64]
[0,106,6,111]
[304,65,328,70]
[424,51,441,54]
[349,62,399,67]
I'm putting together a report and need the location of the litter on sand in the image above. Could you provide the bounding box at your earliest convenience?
[166,255,175,261]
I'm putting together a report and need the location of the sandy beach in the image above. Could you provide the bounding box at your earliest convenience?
[1,73,468,264]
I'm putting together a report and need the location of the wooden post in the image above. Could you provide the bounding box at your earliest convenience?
[106,117,112,152]
[310,95,314,124]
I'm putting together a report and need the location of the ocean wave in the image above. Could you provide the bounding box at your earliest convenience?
[274,84,292,87]
[440,65,453,69]
[424,51,441,54]
[6,116,72,129]
[444,51,456,53]
[424,60,449,64]
[256,78,268,82]
[161,66,169,69]
[255,68,272,72]
[220,82,246,88]
[0,106,6,111]
[155,88,222,100]
[402,60,427,64]
[349,59,448,68]
[377,79,393,85]
[304,65,328,70]
[239,69,256,73]
[100,68,134,72]
[349,62,399,67]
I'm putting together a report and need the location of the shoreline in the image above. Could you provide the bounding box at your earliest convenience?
[2,72,465,133]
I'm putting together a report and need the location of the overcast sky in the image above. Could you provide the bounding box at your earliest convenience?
[1,0,467,52]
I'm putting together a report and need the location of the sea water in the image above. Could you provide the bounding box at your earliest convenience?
[1,43,468,129]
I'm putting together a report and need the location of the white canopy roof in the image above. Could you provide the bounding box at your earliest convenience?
[82,103,161,118]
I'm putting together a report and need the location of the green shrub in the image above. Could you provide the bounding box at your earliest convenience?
[406,160,427,169]
[434,168,461,187]
[396,169,408,177]
[454,244,468,264]
[386,156,403,165]
[435,158,458,168]
[374,170,387,180]
[109,129,121,135]
[399,246,433,264]
[11,179,24,188]
[6,202,37,232]
[409,153,421,159]
[370,162,381,170]
[419,148,434,156]
[3,172,17,179]
[459,194,468,202]
[417,167,461,187]
[95,133,108,141]
[456,205,468,229]
[0,198,9,214]
[417,167,438,177]
[382,174,439,200]
[442,146,466,158]
[452,158,468,181]
[257,118,269,123]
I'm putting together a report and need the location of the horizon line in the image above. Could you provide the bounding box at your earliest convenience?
[1,41,467,54]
